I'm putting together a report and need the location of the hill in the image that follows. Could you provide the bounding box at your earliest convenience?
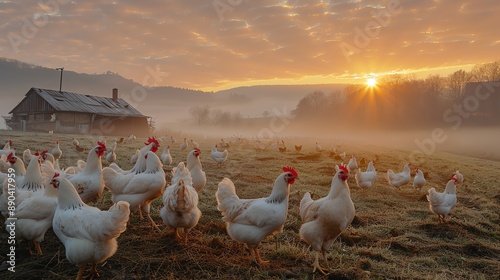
[0,58,347,128]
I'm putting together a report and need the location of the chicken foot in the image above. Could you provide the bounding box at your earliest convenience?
[312,251,330,275]
[34,241,43,255]
[146,213,161,232]
[174,228,182,240]
[248,245,269,264]
[174,228,190,243]
[76,264,99,280]
[86,264,100,280]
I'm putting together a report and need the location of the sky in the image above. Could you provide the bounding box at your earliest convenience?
[1,0,499,92]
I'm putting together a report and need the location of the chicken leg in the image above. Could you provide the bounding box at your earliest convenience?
[146,213,161,231]
[76,266,85,280]
[312,251,329,275]
[248,245,269,264]
[438,214,447,223]
[174,228,182,240]
[89,264,100,279]
[34,241,43,255]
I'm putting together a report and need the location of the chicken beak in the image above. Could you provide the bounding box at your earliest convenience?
[288,175,298,185]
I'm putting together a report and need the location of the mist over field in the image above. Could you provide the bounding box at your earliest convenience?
[2,58,500,163]
[160,115,500,163]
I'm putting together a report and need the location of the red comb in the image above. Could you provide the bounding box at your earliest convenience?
[35,150,40,156]
[41,150,48,155]
[7,152,14,160]
[97,141,106,149]
[451,177,459,182]
[53,173,60,179]
[282,166,298,177]
[194,148,201,152]
[145,137,159,146]
[338,165,349,174]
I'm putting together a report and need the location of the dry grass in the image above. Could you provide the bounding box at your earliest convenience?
[1,130,499,280]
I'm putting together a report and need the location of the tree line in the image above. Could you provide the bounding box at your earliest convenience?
[292,60,500,129]
[189,105,242,126]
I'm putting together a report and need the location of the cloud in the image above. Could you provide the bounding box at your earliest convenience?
[1,0,499,91]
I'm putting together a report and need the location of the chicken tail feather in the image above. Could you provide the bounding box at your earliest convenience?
[215,177,239,214]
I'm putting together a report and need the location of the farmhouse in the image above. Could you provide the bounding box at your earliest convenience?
[7,87,150,136]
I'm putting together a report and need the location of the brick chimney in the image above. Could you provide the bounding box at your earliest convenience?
[112,88,118,102]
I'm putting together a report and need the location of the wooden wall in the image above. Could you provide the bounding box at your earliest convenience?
[10,90,54,114]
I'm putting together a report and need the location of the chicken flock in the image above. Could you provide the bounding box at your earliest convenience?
[0,136,465,278]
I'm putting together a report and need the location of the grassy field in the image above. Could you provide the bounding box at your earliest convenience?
[0,130,499,280]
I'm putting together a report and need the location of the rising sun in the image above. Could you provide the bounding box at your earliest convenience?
[367,78,377,87]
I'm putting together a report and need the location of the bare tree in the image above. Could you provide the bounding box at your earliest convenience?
[211,109,224,125]
[232,111,242,124]
[189,105,211,125]
[378,73,417,89]
[471,60,500,82]
[328,90,345,106]
[424,74,444,92]
[308,91,328,110]
[446,69,472,102]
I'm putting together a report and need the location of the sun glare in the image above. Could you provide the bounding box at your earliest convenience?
[367,78,377,87]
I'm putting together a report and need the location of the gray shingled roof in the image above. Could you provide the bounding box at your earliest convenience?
[33,88,146,117]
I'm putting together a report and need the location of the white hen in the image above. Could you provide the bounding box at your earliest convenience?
[0,140,13,158]
[452,170,464,184]
[109,137,160,175]
[105,141,117,164]
[23,149,35,166]
[315,142,322,152]
[2,153,50,220]
[7,177,57,255]
[187,148,206,193]
[426,178,458,223]
[0,154,9,173]
[413,169,427,191]
[160,162,201,242]
[104,151,166,231]
[216,166,298,264]
[161,145,173,167]
[1,155,46,219]
[190,139,200,149]
[355,160,377,189]
[52,140,62,160]
[51,174,130,280]
[387,163,411,188]
[179,138,188,151]
[299,165,355,274]
[42,142,106,203]
[347,155,358,173]
[211,145,228,168]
